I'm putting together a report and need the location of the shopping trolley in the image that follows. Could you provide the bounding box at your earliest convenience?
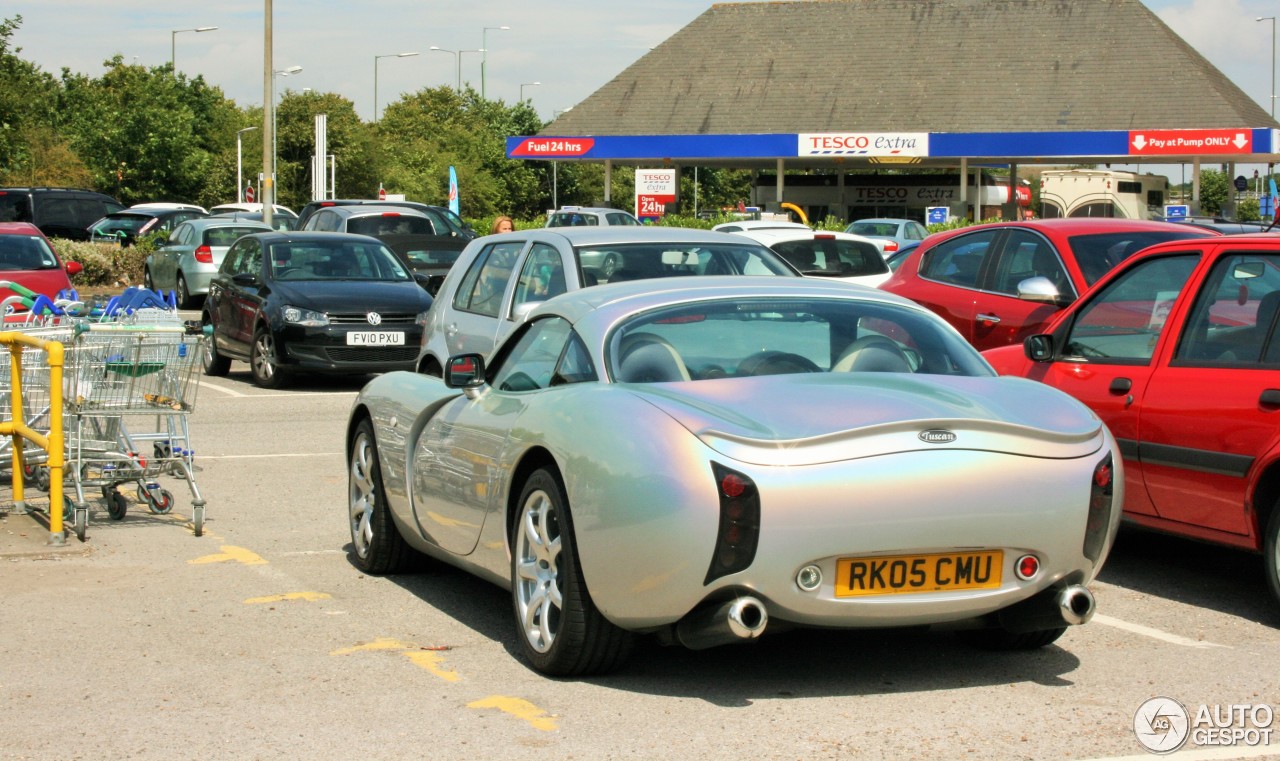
[63,312,208,536]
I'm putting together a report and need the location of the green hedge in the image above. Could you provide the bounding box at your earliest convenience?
[52,233,163,292]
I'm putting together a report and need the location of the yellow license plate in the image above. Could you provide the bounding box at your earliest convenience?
[835,550,1003,597]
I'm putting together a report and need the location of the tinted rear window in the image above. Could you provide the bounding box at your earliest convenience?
[203,227,263,247]
[348,215,435,236]
[1067,230,1208,285]
[771,238,888,277]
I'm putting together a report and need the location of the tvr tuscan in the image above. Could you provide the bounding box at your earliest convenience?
[346,277,1123,676]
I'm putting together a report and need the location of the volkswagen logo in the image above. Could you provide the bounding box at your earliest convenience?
[366,312,382,326]
[919,429,957,444]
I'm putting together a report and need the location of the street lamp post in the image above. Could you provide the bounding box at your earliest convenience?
[170,26,217,76]
[374,52,419,121]
[430,47,485,91]
[481,25,509,99]
[237,126,259,203]
[429,47,459,90]
[520,81,541,102]
[1260,16,1277,119]
[272,66,303,184]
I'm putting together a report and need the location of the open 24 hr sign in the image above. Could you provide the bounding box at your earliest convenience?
[635,168,677,221]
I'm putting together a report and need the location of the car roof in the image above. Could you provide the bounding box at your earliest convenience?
[211,203,298,217]
[851,217,912,225]
[179,217,273,230]
[237,231,382,245]
[0,221,47,237]
[321,205,432,218]
[530,275,925,329]
[488,226,760,246]
[957,218,1215,234]
[710,220,809,232]
[729,228,878,245]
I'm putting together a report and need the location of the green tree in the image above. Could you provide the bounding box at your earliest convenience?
[271,90,377,209]
[1197,169,1228,216]
[0,15,80,186]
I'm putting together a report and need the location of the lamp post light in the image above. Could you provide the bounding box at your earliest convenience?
[520,81,541,102]
[170,26,217,76]
[374,51,419,121]
[481,25,510,99]
[430,47,485,91]
[272,66,303,183]
[237,126,259,203]
[1260,16,1277,119]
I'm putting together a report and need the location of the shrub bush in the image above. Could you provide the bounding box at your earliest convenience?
[51,233,162,292]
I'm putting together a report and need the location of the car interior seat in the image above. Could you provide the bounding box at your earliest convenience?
[617,332,691,383]
[832,334,913,373]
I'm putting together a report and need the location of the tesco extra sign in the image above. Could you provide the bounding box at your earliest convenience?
[799,132,929,157]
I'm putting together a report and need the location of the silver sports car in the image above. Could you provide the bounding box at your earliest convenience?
[346,277,1123,676]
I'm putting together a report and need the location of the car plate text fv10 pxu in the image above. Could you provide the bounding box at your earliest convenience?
[346,331,405,347]
[835,550,1003,597]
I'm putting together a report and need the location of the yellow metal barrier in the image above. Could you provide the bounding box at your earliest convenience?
[780,202,809,226]
[0,331,68,544]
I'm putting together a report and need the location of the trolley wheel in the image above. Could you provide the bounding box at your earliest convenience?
[193,505,204,537]
[107,491,128,521]
[145,487,174,515]
[74,506,88,541]
[23,463,51,492]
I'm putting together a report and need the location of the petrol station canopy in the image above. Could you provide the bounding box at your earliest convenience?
[507,0,1280,169]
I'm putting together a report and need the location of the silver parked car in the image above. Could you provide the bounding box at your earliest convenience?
[347,277,1123,676]
[415,226,799,375]
[145,218,272,307]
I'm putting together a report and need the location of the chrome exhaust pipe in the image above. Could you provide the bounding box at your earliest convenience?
[996,584,1096,634]
[1057,584,1096,626]
[675,596,768,650]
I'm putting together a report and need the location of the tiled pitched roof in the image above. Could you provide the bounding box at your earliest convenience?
[547,0,1274,135]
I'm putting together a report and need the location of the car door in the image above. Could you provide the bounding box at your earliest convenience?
[219,238,265,357]
[908,228,1002,343]
[1136,248,1280,539]
[410,316,581,553]
[443,239,530,358]
[156,224,190,288]
[970,228,1074,350]
[1020,251,1205,517]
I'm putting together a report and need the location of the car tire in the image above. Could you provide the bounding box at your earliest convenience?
[176,274,195,309]
[956,626,1066,651]
[511,468,634,676]
[250,326,290,389]
[1265,504,1280,606]
[348,417,415,574]
[201,317,230,377]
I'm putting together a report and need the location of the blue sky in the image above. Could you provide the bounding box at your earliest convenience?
[5,1,1278,178]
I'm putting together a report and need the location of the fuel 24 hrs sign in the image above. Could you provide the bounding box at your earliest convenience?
[635,169,677,221]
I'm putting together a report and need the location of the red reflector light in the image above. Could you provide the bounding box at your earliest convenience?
[1015,554,1040,580]
[1094,463,1112,488]
[655,314,706,324]
[380,212,401,217]
[721,474,746,498]
[814,233,835,239]
[194,245,213,263]
[883,241,899,252]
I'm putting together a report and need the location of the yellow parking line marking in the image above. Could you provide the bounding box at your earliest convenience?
[330,638,459,682]
[467,696,558,732]
[188,546,268,566]
[1092,614,1230,649]
[244,592,331,604]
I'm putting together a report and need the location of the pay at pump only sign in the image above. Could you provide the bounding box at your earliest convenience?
[635,169,677,221]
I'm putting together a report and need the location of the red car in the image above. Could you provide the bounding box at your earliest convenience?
[0,222,83,305]
[983,234,1280,604]
[880,218,1215,351]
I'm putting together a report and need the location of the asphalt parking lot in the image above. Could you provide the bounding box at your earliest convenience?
[3,357,1280,760]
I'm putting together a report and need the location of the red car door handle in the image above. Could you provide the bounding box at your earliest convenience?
[976,313,1001,325]
[1261,389,1280,406]
[1109,378,1132,394]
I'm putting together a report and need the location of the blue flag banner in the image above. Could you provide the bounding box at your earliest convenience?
[448,166,459,216]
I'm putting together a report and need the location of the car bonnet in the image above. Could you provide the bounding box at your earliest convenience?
[620,373,1104,467]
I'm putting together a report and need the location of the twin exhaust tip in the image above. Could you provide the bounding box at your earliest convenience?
[675,584,1095,650]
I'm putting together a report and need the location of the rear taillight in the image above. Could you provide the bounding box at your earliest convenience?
[883,241,899,253]
[381,212,401,218]
[1083,454,1114,562]
[704,463,760,584]
[194,245,213,263]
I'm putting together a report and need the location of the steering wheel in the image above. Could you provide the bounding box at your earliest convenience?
[736,350,821,377]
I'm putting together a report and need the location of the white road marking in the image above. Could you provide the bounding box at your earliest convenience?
[1092,613,1230,650]
[199,453,342,460]
[1079,744,1280,761]
[198,382,247,397]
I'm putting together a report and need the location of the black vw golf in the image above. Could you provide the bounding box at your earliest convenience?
[201,231,433,388]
